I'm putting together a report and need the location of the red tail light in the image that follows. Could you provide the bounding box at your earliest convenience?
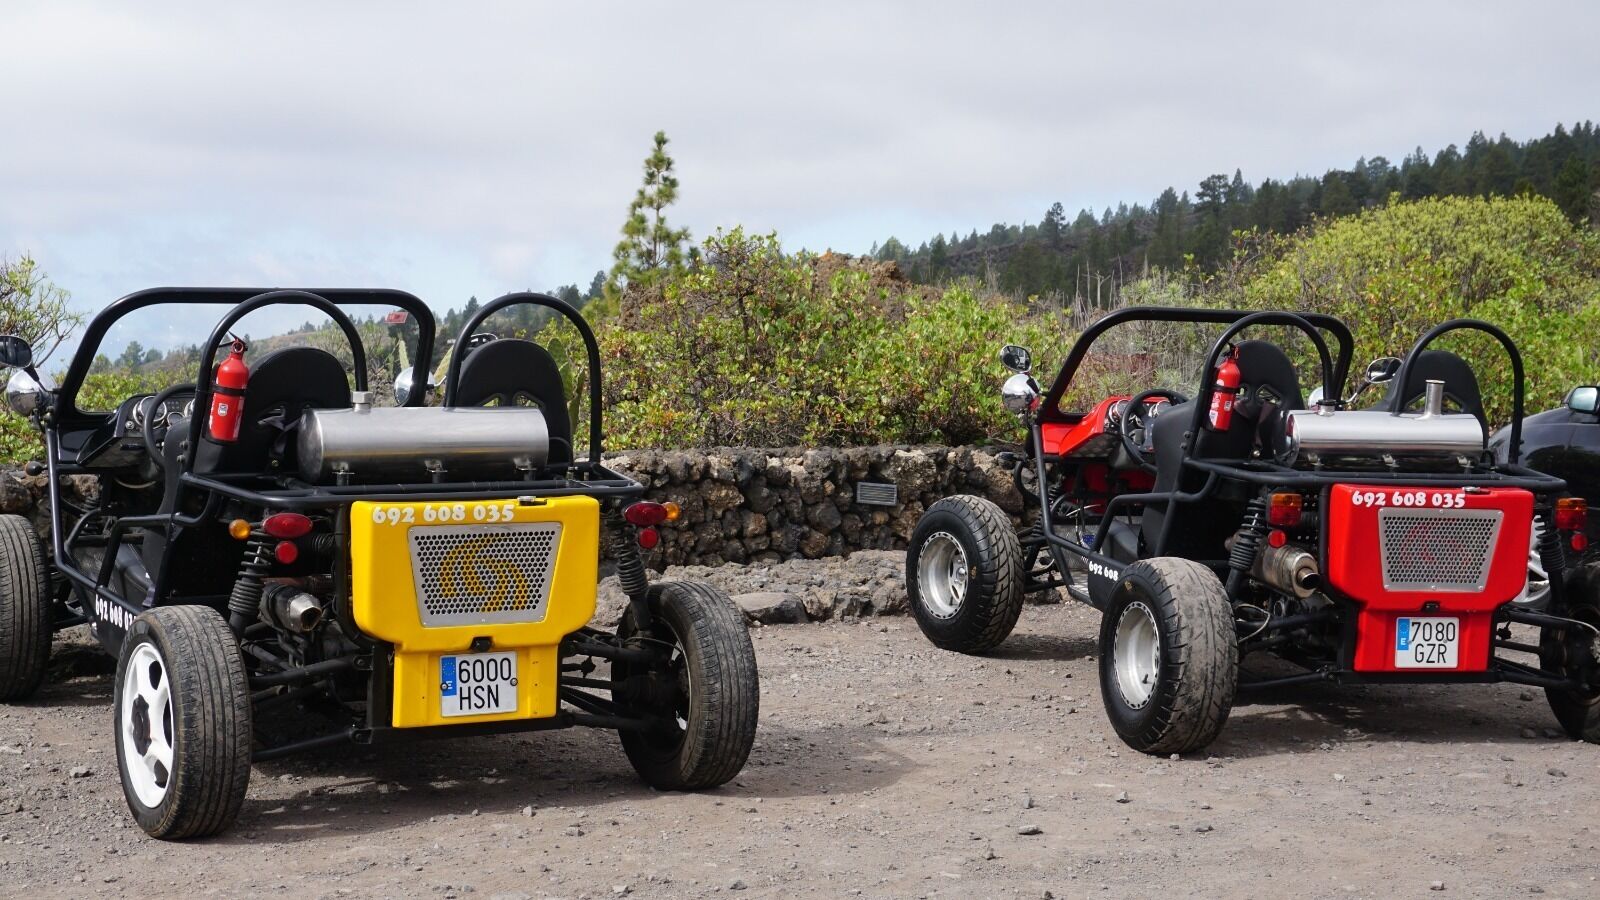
[263,512,314,539]
[637,527,660,549]
[623,502,669,527]
[1555,497,1587,532]
[1268,493,1303,528]
[273,540,300,564]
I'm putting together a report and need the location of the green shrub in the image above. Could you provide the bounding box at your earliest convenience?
[1214,194,1600,424]
[591,228,1058,449]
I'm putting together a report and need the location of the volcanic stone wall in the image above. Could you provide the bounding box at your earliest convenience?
[606,446,1023,567]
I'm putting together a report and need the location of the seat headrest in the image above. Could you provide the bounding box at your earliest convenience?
[455,338,573,463]
[1382,350,1485,426]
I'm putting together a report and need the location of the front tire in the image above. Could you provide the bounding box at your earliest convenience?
[114,605,252,839]
[613,581,759,790]
[0,514,51,701]
[1542,564,1600,742]
[907,495,1025,653]
[1098,558,1238,754]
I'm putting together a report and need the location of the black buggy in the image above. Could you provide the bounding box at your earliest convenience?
[906,306,1598,753]
[0,288,758,839]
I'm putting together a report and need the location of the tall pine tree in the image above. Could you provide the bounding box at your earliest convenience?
[607,131,693,299]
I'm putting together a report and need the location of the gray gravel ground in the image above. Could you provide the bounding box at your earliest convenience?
[3,552,1599,899]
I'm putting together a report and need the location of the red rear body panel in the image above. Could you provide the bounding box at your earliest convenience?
[1326,484,1532,673]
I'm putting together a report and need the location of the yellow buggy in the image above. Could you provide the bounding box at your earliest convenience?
[0,288,758,839]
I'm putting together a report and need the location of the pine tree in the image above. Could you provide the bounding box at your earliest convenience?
[1554,156,1594,223]
[1039,202,1066,243]
[607,131,692,298]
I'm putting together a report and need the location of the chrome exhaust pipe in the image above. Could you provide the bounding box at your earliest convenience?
[262,584,325,633]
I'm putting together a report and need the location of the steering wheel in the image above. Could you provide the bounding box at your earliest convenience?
[1118,389,1187,472]
[140,383,196,470]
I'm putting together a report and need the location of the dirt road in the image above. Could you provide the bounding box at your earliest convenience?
[3,589,1598,899]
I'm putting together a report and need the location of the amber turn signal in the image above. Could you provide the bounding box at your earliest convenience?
[1555,497,1588,532]
[1267,492,1303,528]
[227,518,252,541]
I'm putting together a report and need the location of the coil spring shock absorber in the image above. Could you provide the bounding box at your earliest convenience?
[1536,507,1569,606]
[604,507,653,631]
[1226,495,1270,594]
[227,530,273,634]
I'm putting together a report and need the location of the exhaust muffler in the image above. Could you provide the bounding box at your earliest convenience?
[1251,544,1322,599]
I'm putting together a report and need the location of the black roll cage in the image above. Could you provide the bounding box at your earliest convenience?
[40,287,640,621]
[1023,306,1567,609]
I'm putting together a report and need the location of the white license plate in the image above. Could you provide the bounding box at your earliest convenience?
[1395,617,1459,668]
[440,651,519,717]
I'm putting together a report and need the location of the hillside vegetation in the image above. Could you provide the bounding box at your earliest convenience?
[2,171,1597,465]
[874,123,1600,306]
[560,193,1599,451]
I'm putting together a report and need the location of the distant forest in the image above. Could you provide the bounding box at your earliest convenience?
[869,122,1600,304]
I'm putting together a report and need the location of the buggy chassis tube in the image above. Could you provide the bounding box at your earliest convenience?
[444,291,607,462]
[1039,306,1354,424]
[42,428,227,613]
[1182,458,1567,491]
[175,467,644,509]
[51,286,435,429]
[1394,319,1528,463]
[1184,311,1339,448]
[251,710,651,762]
[184,289,371,475]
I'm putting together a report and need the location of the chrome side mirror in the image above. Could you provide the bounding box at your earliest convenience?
[0,335,34,370]
[1001,372,1040,415]
[1365,356,1402,385]
[1000,344,1032,374]
[393,368,435,406]
[1345,356,1403,406]
[5,368,52,417]
[1567,385,1600,415]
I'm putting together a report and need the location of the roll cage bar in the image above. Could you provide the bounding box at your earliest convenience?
[443,291,606,462]
[40,287,639,626]
[52,286,436,430]
[1038,305,1356,423]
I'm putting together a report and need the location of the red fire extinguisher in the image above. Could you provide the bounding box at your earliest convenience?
[209,337,249,443]
[1207,347,1242,432]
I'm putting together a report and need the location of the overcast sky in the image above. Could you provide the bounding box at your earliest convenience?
[2,0,1597,351]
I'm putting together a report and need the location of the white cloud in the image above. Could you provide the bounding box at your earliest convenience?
[1,0,1596,327]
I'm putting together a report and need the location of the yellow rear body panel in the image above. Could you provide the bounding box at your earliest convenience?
[350,496,600,728]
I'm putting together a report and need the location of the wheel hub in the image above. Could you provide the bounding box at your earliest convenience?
[120,642,174,809]
[1113,601,1161,710]
[918,532,969,619]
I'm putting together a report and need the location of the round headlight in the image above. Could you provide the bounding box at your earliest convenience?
[5,368,52,418]
[1001,373,1040,415]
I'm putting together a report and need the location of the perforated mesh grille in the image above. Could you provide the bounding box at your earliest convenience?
[409,523,561,626]
[1378,508,1502,591]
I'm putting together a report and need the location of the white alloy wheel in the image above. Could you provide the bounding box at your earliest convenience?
[120,642,175,808]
